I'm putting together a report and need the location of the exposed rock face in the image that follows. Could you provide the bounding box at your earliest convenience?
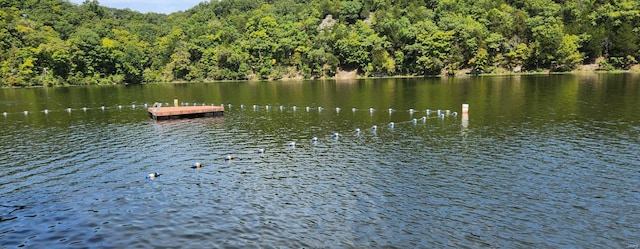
[513,66,522,73]
[318,15,336,31]
[363,12,373,25]
[335,69,358,79]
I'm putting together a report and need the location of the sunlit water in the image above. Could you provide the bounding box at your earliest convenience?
[1,75,639,248]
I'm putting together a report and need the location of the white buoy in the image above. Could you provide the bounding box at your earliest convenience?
[318,106,323,112]
[101,106,105,111]
[23,111,28,115]
[258,148,265,154]
[118,105,122,109]
[279,105,284,111]
[452,112,458,116]
[426,109,431,115]
[421,116,427,122]
[445,110,451,115]
[224,155,233,161]
[437,110,442,116]
[306,106,310,112]
[332,133,339,139]
[144,103,148,108]
[372,125,377,130]
[146,172,161,179]
[44,109,49,114]
[192,162,203,168]
[240,104,245,109]
[66,108,72,113]
[439,113,445,118]
[228,104,232,108]
[83,107,87,112]
[293,106,297,111]
[412,118,417,124]
[336,107,341,113]
[388,108,393,114]
[253,104,257,110]
[370,108,374,113]
[409,109,415,114]
[289,141,296,147]
[220,104,224,107]
[311,137,318,143]
[389,122,394,128]
[355,128,361,133]
[462,104,469,114]
[352,108,356,112]
[3,112,7,116]
[266,105,271,110]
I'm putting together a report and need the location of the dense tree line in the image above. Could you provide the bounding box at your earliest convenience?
[0,0,638,86]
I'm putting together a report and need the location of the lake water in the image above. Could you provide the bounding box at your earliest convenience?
[1,74,639,248]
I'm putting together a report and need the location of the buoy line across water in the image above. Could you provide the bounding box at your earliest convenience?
[0,101,469,179]
[2,102,465,119]
[144,103,469,180]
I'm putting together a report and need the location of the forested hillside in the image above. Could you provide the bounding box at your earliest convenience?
[1,0,638,86]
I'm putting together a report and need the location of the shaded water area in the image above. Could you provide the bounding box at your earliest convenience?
[1,74,639,248]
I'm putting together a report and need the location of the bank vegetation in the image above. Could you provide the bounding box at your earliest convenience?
[1,0,639,86]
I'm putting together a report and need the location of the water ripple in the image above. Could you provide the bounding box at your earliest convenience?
[2,97,640,247]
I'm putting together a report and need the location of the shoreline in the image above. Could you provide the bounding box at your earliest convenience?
[3,68,640,88]
[271,67,640,82]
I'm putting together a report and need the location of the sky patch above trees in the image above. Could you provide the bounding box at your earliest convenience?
[67,0,202,14]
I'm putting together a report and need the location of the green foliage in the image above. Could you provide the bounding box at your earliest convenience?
[334,21,388,72]
[339,1,362,24]
[504,41,530,70]
[527,16,564,68]
[604,56,638,70]
[0,0,639,86]
[410,27,455,75]
[598,59,615,71]
[554,34,583,72]
[469,48,489,74]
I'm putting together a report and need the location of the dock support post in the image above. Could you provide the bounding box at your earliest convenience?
[174,99,178,107]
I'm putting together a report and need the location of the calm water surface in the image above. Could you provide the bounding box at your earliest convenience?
[1,74,639,248]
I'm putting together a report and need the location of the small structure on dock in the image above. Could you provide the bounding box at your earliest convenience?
[148,101,224,120]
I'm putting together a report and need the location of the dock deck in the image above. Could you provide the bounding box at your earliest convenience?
[148,105,224,120]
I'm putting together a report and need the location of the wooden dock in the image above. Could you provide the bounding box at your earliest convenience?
[148,105,224,120]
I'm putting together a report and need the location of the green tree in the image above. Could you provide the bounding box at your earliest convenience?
[527,16,564,69]
[413,30,455,75]
[438,13,487,69]
[504,39,530,71]
[100,29,149,83]
[66,27,101,84]
[469,48,489,74]
[554,34,583,71]
[339,1,362,24]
